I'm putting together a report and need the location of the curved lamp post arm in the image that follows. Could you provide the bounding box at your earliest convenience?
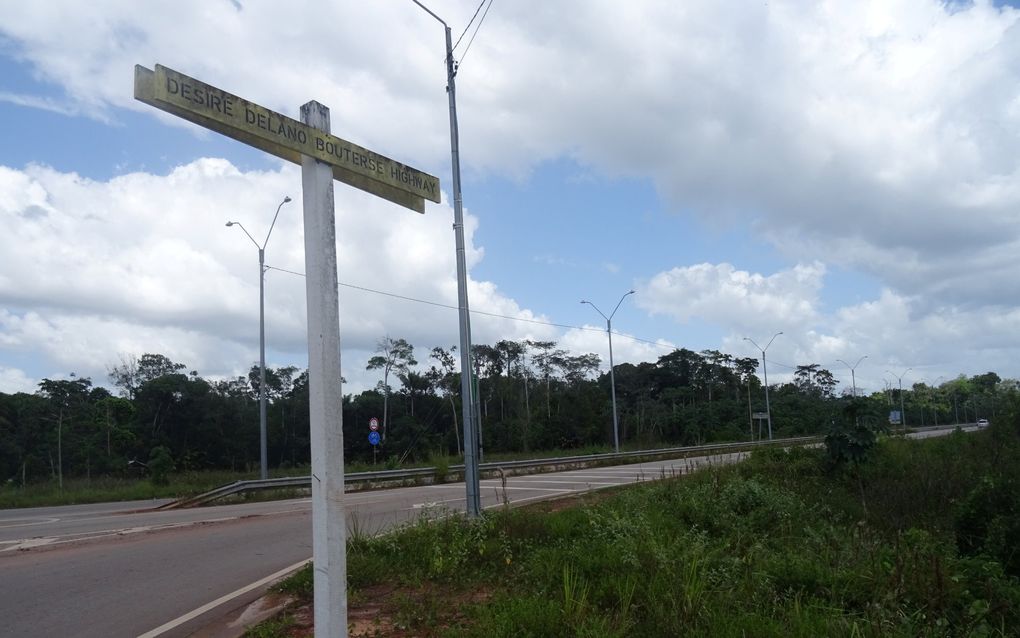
[262,196,292,251]
[225,221,260,250]
[610,289,636,320]
[411,0,446,27]
[580,300,608,322]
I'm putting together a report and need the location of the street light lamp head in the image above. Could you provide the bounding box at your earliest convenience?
[225,221,235,227]
[283,196,292,203]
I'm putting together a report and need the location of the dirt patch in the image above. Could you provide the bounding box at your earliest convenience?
[266,582,490,637]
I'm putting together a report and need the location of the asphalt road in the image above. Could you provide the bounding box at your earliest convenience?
[0,426,970,637]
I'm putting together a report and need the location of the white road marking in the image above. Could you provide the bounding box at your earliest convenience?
[0,517,59,529]
[500,479,618,486]
[0,507,313,553]
[136,558,311,638]
[535,473,648,480]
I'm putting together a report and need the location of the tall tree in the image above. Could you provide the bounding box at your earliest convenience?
[366,337,416,442]
[109,353,186,399]
[37,377,93,489]
[492,340,525,420]
[427,346,461,454]
[735,356,760,439]
[528,340,562,419]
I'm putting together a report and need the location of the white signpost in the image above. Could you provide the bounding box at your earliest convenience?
[135,64,439,638]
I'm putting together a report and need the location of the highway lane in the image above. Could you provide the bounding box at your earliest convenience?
[0,427,970,637]
[0,452,730,637]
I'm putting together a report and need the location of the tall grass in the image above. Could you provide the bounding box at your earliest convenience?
[259,415,1020,637]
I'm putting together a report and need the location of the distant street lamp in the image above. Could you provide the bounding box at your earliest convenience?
[744,332,782,440]
[886,367,911,432]
[836,355,868,398]
[582,290,635,453]
[932,376,945,426]
[226,195,291,480]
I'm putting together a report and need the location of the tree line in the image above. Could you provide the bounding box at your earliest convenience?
[1,343,1015,486]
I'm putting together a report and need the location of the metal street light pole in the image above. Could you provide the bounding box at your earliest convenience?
[836,355,868,398]
[744,332,782,440]
[582,290,635,453]
[886,368,911,432]
[932,376,945,427]
[227,195,291,480]
[411,0,480,517]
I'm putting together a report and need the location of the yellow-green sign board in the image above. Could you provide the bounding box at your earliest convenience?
[134,64,439,213]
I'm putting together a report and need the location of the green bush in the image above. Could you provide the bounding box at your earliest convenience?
[955,475,1020,576]
[147,446,175,486]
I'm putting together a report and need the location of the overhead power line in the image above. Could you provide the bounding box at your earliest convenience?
[457,0,495,67]
[264,266,817,375]
[264,265,673,351]
[452,0,489,53]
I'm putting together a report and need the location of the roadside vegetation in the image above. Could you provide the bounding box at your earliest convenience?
[2,345,1014,509]
[250,402,1020,637]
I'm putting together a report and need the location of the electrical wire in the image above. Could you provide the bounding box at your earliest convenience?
[265,267,808,380]
[264,264,675,351]
[457,0,495,68]
[452,0,489,53]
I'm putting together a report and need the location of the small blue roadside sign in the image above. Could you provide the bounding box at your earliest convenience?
[368,430,381,446]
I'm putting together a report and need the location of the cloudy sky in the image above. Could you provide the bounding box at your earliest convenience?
[1,0,1019,397]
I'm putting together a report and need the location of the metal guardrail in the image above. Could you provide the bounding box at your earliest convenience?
[160,434,822,509]
[163,425,971,508]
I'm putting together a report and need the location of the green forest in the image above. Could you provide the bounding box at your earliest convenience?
[1,338,1014,487]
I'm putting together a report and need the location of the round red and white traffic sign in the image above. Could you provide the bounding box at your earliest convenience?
[369,417,380,431]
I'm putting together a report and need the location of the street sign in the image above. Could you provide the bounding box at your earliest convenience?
[132,61,446,636]
[133,64,440,213]
[369,417,379,431]
[889,410,902,425]
[752,412,769,420]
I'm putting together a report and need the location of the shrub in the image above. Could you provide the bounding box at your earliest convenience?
[147,446,175,486]
[955,475,1020,576]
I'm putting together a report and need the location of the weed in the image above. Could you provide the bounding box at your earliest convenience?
[242,612,297,637]
[253,421,1020,637]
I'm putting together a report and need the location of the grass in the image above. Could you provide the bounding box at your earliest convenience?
[250,416,1020,637]
[0,469,259,509]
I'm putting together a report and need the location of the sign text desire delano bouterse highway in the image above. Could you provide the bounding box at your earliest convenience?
[134,64,440,213]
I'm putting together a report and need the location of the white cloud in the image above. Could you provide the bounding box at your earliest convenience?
[559,325,674,373]
[0,366,35,394]
[2,0,1020,389]
[636,259,1020,392]
[0,91,81,117]
[0,159,552,392]
[637,262,825,334]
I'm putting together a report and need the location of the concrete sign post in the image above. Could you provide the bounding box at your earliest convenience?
[300,100,347,638]
[135,64,439,638]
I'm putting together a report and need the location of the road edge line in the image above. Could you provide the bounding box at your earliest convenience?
[136,558,310,638]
